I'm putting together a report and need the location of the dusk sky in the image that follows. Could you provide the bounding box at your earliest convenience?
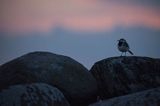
[0,0,160,69]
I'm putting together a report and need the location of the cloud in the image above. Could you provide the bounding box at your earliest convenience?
[0,0,160,32]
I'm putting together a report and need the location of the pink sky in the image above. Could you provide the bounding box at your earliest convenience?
[0,0,160,32]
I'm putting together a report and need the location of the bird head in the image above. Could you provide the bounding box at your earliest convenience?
[118,38,126,42]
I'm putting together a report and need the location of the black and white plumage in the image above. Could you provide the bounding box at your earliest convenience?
[117,38,133,56]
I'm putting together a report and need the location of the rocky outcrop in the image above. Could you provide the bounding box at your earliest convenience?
[90,56,160,99]
[0,83,70,106]
[89,87,160,106]
[0,51,97,106]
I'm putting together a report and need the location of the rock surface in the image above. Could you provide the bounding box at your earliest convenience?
[0,83,70,106]
[90,56,160,99]
[0,51,97,106]
[89,87,160,106]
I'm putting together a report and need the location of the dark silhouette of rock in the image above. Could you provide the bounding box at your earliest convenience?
[0,83,70,106]
[89,87,160,106]
[90,56,160,99]
[0,51,97,106]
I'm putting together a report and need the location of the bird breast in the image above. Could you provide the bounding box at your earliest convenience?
[118,45,129,52]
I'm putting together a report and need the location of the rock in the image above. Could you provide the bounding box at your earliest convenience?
[0,51,97,106]
[89,87,160,106]
[0,83,70,106]
[90,56,160,99]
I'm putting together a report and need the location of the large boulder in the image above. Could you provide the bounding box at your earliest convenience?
[89,87,160,106]
[0,83,70,106]
[0,51,97,106]
[90,56,160,99]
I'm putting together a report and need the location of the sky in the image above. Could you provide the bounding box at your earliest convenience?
[0,0,160,69]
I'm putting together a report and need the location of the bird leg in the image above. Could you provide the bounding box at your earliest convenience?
[121,52,123,56]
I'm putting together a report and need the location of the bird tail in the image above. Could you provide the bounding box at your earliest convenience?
[128,50,134,55]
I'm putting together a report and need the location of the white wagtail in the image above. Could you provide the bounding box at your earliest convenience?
[117,38,133,56]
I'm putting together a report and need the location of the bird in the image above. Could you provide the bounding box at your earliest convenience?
[117,38,133,56]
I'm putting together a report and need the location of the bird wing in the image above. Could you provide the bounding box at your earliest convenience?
[123,42,130,49]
